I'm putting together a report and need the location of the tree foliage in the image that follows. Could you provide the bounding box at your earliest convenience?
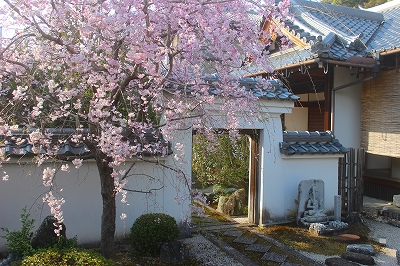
[0,0,287,258]
[192,134,249,188]
[321,0,388,8]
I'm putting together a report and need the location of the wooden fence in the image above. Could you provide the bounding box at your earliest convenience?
[338,148,365,213]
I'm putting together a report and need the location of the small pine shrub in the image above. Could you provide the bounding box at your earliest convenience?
[16,248,114,266]
[129,213,179,256]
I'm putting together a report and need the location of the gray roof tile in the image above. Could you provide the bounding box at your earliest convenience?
[0,128,173,157]
[280,131,348,155]
[169,78,300,101]
[266,0,400,70]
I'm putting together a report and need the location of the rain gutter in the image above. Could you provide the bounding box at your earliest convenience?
[269,58,377,73]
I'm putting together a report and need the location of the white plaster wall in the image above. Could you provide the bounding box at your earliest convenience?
[258,113,341,224]
[284,107,308,131]
[333,67,362,149]
[259,115,285,224]
[0,131,191,251]
[281,156,342,219]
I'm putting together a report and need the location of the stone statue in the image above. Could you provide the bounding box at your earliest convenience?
[303,185,327,222]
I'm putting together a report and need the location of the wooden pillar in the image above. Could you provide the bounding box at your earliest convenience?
[248,134,259,224]
[324,69,333,131]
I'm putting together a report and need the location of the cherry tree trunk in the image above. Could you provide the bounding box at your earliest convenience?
[96,151,116,259]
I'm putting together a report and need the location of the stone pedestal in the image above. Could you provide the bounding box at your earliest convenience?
[393,195,400,208]
[334,195,342,221]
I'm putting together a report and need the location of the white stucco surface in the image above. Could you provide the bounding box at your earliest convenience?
[333,67,362,149]
[0,131,192,251]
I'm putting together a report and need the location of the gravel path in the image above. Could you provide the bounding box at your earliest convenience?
[183,234,244,266]
[184,218,400,265]
[364,218,400,265]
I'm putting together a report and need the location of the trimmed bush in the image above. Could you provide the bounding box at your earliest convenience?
[129,213,179,256]
[16,247,113,266]
[0,207,35,258]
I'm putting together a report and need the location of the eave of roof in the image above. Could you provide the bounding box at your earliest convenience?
[166,77,300,101]
[280,131,348,155]
[0,128,173,158]
[257,0,400,72]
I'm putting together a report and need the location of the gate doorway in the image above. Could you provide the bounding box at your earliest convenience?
[240,129,260,224]
[191,129,260,225]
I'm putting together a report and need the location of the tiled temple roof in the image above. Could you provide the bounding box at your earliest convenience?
[166,78,300,101]
[0,128,172,158]
[280,131,348,155]
[267,0,400,69]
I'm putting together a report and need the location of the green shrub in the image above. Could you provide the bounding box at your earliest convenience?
[0,207,35,258]
[129,213,179,256]
[16,248,114,266]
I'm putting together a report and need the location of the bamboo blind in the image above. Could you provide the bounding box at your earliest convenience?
[361,69,400,158]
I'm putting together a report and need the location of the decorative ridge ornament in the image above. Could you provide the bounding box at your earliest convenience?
[348,33,367,52]
[311,36,331,56]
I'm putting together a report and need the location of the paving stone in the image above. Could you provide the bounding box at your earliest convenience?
[202,217,219,223]
[245,244,271,253]
[325,257,359,266]
[223,230,244,237]
[346,244,375,256]
[281,263,304,266]
[333,234,360,243]
[261,252,288,263]
[341,251,375,265]
[233,236,257,245]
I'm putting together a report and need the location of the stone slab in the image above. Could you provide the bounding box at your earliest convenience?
[245,244,271,253]
[297,179,325,223]
[261,252,288,263]
[334,195,342,221]
[394,195,400,208]
[334,234,360,243]
[223,230,243,237]
[325,257,359,266]
[281,263,304,266]
[233,236,257,245]
[341,251,375,265]
[346,244,375,256]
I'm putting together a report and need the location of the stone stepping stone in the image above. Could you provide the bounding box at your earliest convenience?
[233,236,257,245]
[261,251,288,263]
[346,244,375,256]
[201,217,219,223]
[325,257,359,266]
[245,244,271,253]
[223,230,244,237]
[333,234,360,243]
[281,263,304,266]
[341,251,375,265]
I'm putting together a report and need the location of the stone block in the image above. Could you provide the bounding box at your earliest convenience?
[217,188,247,216]
[223,230,243,237]
[261,252,288,263]
[31,216,66,249]
[333,234,360,243]
[245,244,271,253]
[396,249,400,265]
[325,257,359,266]
[341,251,375,265]
[159,240,189,263]
[233,236,257,245]
[394,195,400,208]
[346,244,375,256]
